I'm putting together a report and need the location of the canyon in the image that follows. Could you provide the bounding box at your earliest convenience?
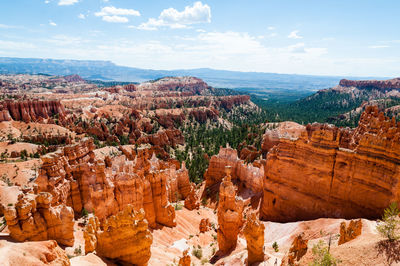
[0,75,399,265]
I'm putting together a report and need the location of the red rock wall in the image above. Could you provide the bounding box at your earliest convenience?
[36,139,190,228]
[261,106,400,222]
[0,100,66,122]
[204,148,264,194]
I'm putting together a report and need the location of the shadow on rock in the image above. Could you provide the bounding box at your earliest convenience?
[376,239,400,265]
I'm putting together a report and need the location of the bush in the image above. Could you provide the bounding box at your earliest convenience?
[377,202,400,241]
[192,247,203,259]
[81,208,89,217]
[272,241,279,252]
[74,245,82,256]
[201,258,208,265]
[310,240,340,266]
[201,197,208,206]
[174,203,183,210]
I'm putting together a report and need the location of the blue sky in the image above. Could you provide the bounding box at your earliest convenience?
[0,0,399,76]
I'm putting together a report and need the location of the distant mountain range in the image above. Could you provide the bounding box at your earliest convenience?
[0,57,379,92]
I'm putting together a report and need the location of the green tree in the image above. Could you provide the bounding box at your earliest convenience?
[377,202,400,241]
[310,239,340,266]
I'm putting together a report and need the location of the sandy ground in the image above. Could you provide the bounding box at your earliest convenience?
[93,146,121,160]
[0,141,39,156]
[0,121,75,140]
[0,159,40,187]
[150,205,218,265]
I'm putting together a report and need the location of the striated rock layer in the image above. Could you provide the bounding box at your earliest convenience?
[339,78,400,91]
[4,191,74,246]
[261,106,400,222]
[0,100,66,122]
[84,205,153,266]
[204,148,264,194]
[35,139,190,228]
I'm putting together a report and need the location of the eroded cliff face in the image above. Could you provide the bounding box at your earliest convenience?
[339,78,400,91]
[243,212,265,265]
[261,106,400,222]
[35,139,189,228]
[4,191,74,246]
[0,100,66,122]
[217,167,244,253]
[204,148,264,194]
[84,205,152,266]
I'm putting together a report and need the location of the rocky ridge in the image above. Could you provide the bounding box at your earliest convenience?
[261,106,400,221]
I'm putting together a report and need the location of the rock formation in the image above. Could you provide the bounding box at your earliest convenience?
[0,100,66,122]
[199,218,211,233]
[339,78,400,91]
[0,240,70,266]
[243,212,265,265]
[178,249,191,266]
[286,233,308,265]
[84,205,152,266]
[184,184,200,210]
[137,129,184,147]
[204,148,264,194]
[35,138,190,228]
[217,166,244,253]
[261,106,400,222]
[138,76,209,95]
[4,192,74,246]
[338,219,362,245]
[83,216,99,254]
[261,122,306,155]
[64,74,85,83]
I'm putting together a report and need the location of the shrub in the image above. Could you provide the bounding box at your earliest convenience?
[377,202,400,241]
[81,208,89,217]
[310,240,340,266]
[192,247,203,259]
[272,241,279,252]
[201,197,208,206]
[201,258,208,265]
[174,203,183,210]
[74,245,82,256]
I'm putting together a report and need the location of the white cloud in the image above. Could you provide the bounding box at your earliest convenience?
[45,0,51,3]
[49,20,57,26]
[58,0,78,6]
[102,16,129,23]
[95,6,140,17]
[78,13,86,19]
[368,45,390,49]
[136,1,211,30]
[95,6,140,23]
[288,30,302,39]
[268,26,275,30]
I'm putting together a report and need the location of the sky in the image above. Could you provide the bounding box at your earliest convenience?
[0,0,399,77]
